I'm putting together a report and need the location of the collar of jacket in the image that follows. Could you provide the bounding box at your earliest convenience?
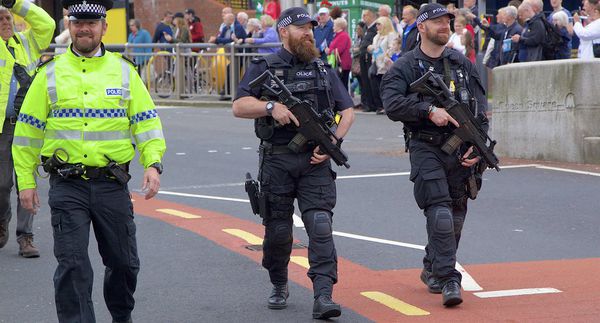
[68,43,106,58]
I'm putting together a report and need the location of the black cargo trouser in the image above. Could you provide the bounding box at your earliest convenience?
[408,138,471,287]
[260,151,338,298]
[48,175,139,323]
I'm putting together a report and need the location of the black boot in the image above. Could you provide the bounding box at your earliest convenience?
[420,269,442,294]
[312,295,341,319]
[268,284,289,309]
[442,281,463,307]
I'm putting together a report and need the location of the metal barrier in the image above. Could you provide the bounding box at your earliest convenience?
[46,43,282,101]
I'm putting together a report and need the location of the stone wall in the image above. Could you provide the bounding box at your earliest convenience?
[492,59,600,164]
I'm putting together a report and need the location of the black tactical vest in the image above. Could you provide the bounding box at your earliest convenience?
[252,53,335,145]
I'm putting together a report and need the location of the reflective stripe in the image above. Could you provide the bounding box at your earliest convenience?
[17,113,46,130]
[130,109,158,125]
[45,130,131,141]
[49,108,84,118]
[120,60,131,103]
[26,62,36,73]
[17,33,33,64]
[17,0,30,17]
[12,136,44,148]
[46,61,57,105]
[84,130,130,141]
[0,59,5,67]
[134,129,164,144]
[48,108,127,119]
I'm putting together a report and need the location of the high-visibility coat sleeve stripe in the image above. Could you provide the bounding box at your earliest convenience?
[12,136,44,149]
[134,129,164,144]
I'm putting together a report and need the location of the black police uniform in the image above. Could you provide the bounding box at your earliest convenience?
[380,46,488,288]
[235,47,352,299]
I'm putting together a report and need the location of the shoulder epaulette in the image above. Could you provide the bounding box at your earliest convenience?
[117,53,136,67]
[36,56,55,71]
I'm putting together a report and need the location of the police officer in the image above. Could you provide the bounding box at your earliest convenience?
[232,7,355,320]
[0,0,54,257]
[12,1,166,322]
[380,3,488,307]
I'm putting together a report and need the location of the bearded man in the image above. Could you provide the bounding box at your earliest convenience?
[232,6,354,320]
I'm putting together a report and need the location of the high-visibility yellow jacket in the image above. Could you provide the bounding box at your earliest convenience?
[12,46,167,191]
[0,0,54,131]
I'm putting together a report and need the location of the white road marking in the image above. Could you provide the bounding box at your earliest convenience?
[159,190,249,203]
[242,147,253,150]
[175,152,186,155]
[474,288,562,298]
[208,150,217,153]
[337,172,410,179]
[293,214,304,227]
[455,262,483,291]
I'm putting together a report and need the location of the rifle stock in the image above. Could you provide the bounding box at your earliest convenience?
[409,71,500,171]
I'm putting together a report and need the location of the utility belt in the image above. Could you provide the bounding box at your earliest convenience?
[4,116,17,126]
[259,141,316,155]
[42,156,130,184]
[408,130,451,146]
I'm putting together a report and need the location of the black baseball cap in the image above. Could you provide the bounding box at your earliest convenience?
[277,7,318,29]
[416,3,455,24]
[184,8,195,15]
[174,12,184,18]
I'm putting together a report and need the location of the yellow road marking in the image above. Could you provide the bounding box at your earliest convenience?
[156,208,201,219]
[361,291,430,316]
[290,256,309,269]
[222,229,264,245]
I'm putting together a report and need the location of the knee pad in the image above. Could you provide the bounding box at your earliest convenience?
[273,224,292,245]
[429,207,453,234]
[304,210,332,240]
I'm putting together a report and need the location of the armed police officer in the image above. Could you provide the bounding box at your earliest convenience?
[0,0,54,258]
[381,3,489,307]
[12,0,166,322]
[232,7,355,320]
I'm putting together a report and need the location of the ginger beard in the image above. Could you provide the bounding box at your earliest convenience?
[288,31,320,63]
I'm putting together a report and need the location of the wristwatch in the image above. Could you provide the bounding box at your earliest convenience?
[265,101,275,116]
[149,162,163,175]
[427,105,437,116]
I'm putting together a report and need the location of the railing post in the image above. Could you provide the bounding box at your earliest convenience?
[230,42,237,100]
[175,44,184,100]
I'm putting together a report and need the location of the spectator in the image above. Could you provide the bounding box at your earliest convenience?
[314,7,334,59]
[327,17,352,90]
[367,17,397,115]
[152,11,174,45]
[497,6,523,64]
[463,0,480,51]
[127,19,152,69]
[264,0,281,20]
[209,13,247,44]
[462,28,476,63]
[245,18,261,38]
[475,7,515,67]
[358,9,378,112]
[330,6,342,20]
[401,5,419,52]
[242,15,279,53]
[217,7,233,36]
[552,11,573,59]
[447,15,467,54]
[572,0,600,59]
[548,0,572,24]
[237,11,249,31]
[168,13,190,44]
[512,2,545,62]
[387,36,402,63]
[350,21,366,101]
[184,8,204,43]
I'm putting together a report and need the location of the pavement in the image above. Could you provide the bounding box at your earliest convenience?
[0,106,598,322]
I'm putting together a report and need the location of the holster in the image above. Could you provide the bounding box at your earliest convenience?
[106,161,131,185]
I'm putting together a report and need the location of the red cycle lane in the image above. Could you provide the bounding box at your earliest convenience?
[132,193,600,322]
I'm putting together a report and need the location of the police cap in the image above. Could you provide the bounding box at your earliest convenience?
[416,3,455,24]
[62,0,113,20]
[276,7,317,29]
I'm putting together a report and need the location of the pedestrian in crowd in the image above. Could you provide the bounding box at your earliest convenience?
[386,36,402,63]
[127,18,152,70]
[217,7,233,36]
[462,27,476,62]
[401,5,419,52]
[368,16,397,115]
[314,7,334,60]
[0,0,54,258]
[245,17,262,38]
[547,0,572,24]
[379,4,399,33]
[495,5,522,64]
[329,6,342,20]
[264,0,280,20]
[55,11,71,54]
[447,15,467,54]
[551,11,573,59]
[232,6,354,319]
[358,9,377,112]
[462,0,480,51]
[350,21,366,102]
[237,11,249,32]
[242,15,279,54]
[327,17,352,90]
[381,3,489,308]
[152,11,174,46]
[184,8,204,43]
[512,1,545,62]
[209,13,247,44]
[168,12,190,44]
[572,0,600,59]
[13,1,166,322]
[475,7,508,68]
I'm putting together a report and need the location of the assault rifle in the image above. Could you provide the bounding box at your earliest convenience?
[409,71,500,171]
[249,70,350,168]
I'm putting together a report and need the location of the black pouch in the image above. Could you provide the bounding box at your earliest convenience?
[593,44,600,58]
[258,191,270,219]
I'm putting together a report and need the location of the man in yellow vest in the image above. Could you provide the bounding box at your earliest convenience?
[0,0,54,257]
[12,0,166,322]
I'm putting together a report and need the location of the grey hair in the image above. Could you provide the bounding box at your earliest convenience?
[379,4,392,15]
[552,10,568,27]
[503,6,518,19]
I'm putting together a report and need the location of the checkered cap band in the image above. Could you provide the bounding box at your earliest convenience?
[68,2,107,17]
[277,16,293,28]
[416,12,429,24]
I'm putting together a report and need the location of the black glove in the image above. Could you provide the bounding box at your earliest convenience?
[2,0,15,9]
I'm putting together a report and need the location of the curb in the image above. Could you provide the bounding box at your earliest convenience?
[153,99,232,108]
